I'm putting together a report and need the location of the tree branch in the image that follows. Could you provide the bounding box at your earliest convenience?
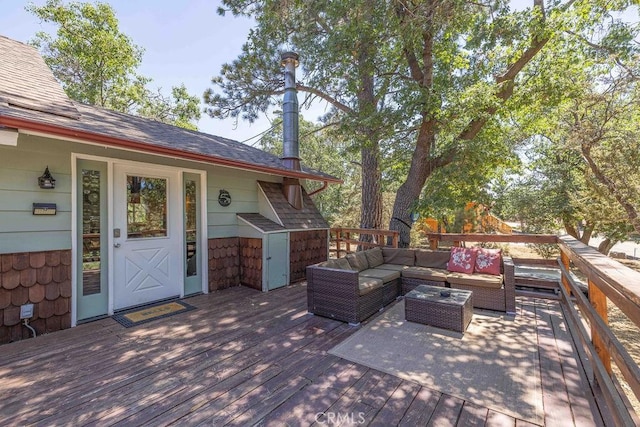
[565,30,639,81]
[581,144,640,234]
[296,83,353,114]
[458,0,552,142]
[395,0,425,83]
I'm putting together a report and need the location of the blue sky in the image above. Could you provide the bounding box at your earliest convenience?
[1,0,283,143]
[1,1,637,144]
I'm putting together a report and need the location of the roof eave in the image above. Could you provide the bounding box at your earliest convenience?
[0,115,343,184]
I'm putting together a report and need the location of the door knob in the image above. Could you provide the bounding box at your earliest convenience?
[114,243,121,248]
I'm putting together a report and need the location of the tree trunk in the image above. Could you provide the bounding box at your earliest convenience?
[389,122,436,247]
[582,144,640,235]
[581,222,594,244]
[360,143,383,241]
[388,0,550,247]
[562,217,580,240]
[562,217,594,244]
[355,1,383,243]
[597,238,616,255]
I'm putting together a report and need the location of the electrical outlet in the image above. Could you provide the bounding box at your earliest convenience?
[20,304,34,319]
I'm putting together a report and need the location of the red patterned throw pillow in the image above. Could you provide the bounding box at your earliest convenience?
[475,248,502,276]
[447,247,477,274]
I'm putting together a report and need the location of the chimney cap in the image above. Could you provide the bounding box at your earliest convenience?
[281,51,299,66]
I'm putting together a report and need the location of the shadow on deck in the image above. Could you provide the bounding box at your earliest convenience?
[0,282,610,426]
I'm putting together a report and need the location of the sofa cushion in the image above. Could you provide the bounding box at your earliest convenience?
[382,248,415,266]
[447,272,503,289]
[321,258,352,270]
[358,276,384,295]
[402,266,448,282]
[359,268,401,283]
[475,248,502,276]
[377,263,410,272]
[415,249,450,269]
[364,247,384,268]
[346,251,369,272]
[447,247,477,274]
[333,257,353,270]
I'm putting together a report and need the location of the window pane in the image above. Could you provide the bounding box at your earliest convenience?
[127,175,167,238]
[82,169,101,296]
[185,180,197,276]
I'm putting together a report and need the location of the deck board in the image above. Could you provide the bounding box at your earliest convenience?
[457,401,489,426]
[0,283,608,426]
[546,300,605,427]
[534,297,577,427]
[369,381,421,426]
[398,386,442,426]
[427,394,465,426]
[486,409,516,426]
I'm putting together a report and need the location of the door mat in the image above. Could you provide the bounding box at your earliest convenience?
[112,300,196,328]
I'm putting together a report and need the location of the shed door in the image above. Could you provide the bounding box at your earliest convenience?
[267,233,289,290]
[112,164,183,309]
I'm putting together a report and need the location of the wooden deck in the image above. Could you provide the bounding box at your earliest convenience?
[0,283,609,426]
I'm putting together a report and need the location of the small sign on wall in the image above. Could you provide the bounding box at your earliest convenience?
[33,203,57,215]
[218,189,232,207]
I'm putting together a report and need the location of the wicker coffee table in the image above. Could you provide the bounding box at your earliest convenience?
[405,284,473,332]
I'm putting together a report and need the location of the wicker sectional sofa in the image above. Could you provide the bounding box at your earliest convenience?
[306,247,515,324]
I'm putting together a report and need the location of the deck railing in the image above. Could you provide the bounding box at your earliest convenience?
[427,232,640,425]
[330,227,399,258]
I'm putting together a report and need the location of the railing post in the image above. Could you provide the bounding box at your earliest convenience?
[346,231,351,254]
[336,228,342,258]
[560,250,571,296]
[429,237,438,250]
[392,232,398,248]
[589,278,612,375]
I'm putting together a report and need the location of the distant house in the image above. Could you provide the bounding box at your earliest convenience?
[0,35,339,343]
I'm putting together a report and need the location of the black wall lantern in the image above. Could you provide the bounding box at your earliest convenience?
[38,166,56,189]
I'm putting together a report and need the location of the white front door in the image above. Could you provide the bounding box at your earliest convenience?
[112,163,183,310]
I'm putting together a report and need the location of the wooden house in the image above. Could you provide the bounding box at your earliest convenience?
[0,36,337,343]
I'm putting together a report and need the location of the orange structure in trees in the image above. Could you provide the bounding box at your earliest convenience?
[419,202,513,235]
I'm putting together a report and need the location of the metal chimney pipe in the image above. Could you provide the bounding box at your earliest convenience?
[281,51,303,210]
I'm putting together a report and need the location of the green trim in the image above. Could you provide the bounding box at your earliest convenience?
[184,172,202,296]
[76,159,109,321]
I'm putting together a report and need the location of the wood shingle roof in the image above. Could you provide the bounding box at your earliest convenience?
[0,35,340,183]
[0,36,79,119]
[236,213,287,233]
[258,181,329,230]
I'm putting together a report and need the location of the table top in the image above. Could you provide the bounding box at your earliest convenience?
[405,284,472,306]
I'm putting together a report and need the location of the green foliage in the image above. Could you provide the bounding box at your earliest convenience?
[138,85,201,131]
[27,0,200,129]
[207,0,407,231]
[434,1,640,252]
[495,2,640,249]
[28,0,145,108]
[208,0,639,247]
